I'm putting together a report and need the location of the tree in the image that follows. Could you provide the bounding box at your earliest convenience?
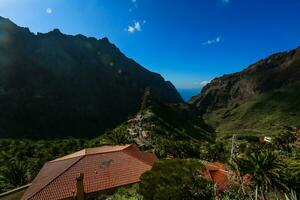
[139,159,215,200]
[106,126,130,145]
[273,128,297,152]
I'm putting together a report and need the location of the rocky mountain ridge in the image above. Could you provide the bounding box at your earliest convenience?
[0,16,183,138]
[190,47,300,137]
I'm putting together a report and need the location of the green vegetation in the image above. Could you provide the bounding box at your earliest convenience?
[107,184,143,200]
[0,92,299,199]
[204,84,300,139]
[222,129,300,200]
[190,46,300,140]
[139,159,215,200]
[0,101,221,194]
[88,101,219,160]
[0,123,299,199]
[0,138,86,192]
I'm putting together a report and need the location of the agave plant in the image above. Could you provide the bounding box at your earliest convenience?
[230,150,286,200]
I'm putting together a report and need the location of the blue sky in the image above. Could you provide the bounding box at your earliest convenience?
[1,0,300,89]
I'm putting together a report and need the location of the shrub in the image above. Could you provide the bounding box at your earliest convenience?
[139,159,215,200]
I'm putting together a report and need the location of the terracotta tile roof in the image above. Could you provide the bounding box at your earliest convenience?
[22,144,157,200]
[52,145,131,162]
[204,162,229,192]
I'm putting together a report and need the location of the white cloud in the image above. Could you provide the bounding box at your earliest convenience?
[46,8,52,14]
[127,21,143,33]
[191,80,211,88]
[200,81,210,87]
[203,37,221,45]
[134,22,141,31]
[127,26,135,33]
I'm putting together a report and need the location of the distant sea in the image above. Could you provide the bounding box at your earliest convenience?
[177,88,201,102]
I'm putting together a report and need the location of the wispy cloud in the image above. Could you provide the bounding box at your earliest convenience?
[130,0,138,9]
[200,81,210,87]
[191,80,211,88]
[202,37,221,45]
[127,21,146,33]
[46,8,52,14]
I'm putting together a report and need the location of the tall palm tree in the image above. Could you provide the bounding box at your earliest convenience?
[231,150,285,200]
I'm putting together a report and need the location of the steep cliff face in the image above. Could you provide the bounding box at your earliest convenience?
[0,16,183,138]
[190,47,300,137]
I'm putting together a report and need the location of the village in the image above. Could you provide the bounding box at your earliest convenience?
[0,128,299,200]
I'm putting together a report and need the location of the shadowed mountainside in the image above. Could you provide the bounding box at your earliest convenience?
[0,16,183,138]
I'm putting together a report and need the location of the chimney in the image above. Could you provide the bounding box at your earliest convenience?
[76,173,85,200]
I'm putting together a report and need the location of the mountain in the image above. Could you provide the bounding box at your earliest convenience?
[190,47,300,138]
[0,16,183,138]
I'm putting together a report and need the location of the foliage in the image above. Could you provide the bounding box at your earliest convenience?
[0,160,29,189]
[0,138,86,192]
[285,190,298,200]
[273,127,297,152]
[199,141,229,162]
[105,126,132,145]
[139,159,215,200]
[107,184,143,200]
[229,149,289,199]
[281,149,300,195]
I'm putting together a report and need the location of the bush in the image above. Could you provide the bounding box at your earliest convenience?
[139,159,215,200]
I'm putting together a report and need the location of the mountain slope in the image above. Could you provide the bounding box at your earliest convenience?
[88,99,215,158]
[190,47,300,138]
[0,16,183,138]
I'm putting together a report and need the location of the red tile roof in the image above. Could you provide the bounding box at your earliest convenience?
[204,162,229,192]
[22,144,158,200]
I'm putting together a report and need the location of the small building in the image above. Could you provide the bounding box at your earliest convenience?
[21,144,158,200]
[204,162,229,193]
[264,136,272,143]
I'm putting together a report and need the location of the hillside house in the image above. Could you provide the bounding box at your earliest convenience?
[204,162,229,193]
[21,144,157,200]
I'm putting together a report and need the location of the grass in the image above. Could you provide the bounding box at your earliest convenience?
[204,83,300,139]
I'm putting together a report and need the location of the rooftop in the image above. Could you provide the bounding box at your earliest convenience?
[22,144,157,200]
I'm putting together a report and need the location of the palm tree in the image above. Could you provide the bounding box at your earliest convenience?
[231,150,285,200]
[0,160,29,188]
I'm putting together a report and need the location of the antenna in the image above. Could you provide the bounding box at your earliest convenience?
[230,134,236,162]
